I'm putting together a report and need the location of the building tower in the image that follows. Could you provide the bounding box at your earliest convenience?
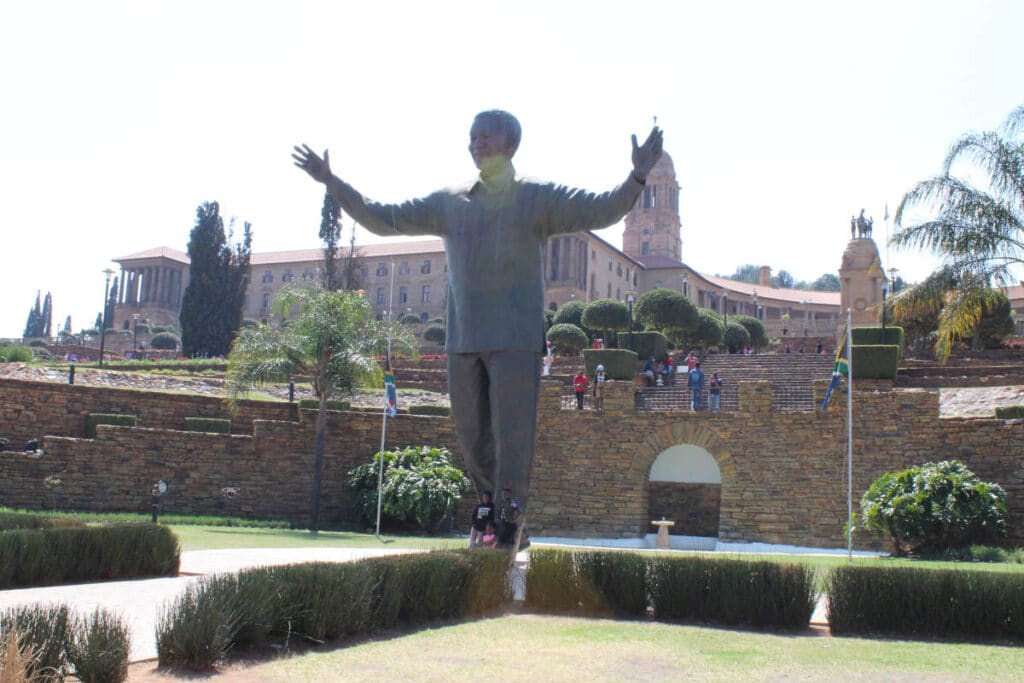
[622,151,681,262]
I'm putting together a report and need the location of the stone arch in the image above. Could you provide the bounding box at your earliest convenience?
[630,420,735,538]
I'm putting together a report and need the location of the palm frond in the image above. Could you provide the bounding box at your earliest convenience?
[943,130,1024,210]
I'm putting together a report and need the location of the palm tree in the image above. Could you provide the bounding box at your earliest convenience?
[226,286,416,531]
[891,104,1024,360]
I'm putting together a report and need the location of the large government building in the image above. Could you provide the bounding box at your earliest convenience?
[106,152,1024,341]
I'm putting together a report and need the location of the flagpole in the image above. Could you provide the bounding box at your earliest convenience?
[375,261,397,537]
[846,307,854,561]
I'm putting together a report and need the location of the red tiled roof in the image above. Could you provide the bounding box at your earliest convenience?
[699,273,840,305]
[114,239,447,267]
[113,246,189,264]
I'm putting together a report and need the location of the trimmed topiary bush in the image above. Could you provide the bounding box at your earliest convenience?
[150,332,181,350]
[860,460,1007,556]
[722,322,751,351]
[400,314,421,324]
[546,323,588,355]
[85,413,137,438]
[852,326,905,360]
[827,565,1024,641]
[629,331,668,361]
[423,325,446,344]
[582,349,637,380]
[995,405,1024,419]
[0,512,86,531]
[850,344,899,379]
[183,417,231,434]
[730,315,767,347]
[581,298,628,341]
[408,405,450,416]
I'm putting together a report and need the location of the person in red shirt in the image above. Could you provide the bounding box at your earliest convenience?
[573,369,589,410]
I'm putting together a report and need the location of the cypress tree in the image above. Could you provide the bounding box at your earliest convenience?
[104,277,118,330]
[23,291,43,338]
[180,202,253,357]
[42,292,53,337]
[319,191,342,291]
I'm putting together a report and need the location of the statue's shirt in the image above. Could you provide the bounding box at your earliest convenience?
[326,165,643,353]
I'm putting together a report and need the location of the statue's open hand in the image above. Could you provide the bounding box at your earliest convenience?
[292,144,332,183]
[631,126,663,181]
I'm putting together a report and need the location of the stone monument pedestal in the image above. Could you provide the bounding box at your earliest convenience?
[651,519,675,549]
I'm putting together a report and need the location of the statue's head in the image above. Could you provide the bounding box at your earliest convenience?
[469,110,521,173]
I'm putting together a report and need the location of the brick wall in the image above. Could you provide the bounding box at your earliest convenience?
[1,377,1022,549]
[648,482,720,536]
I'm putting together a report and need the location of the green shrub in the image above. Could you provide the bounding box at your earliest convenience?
[731,314,767,346]
[723,322,751,351]
[156,550,508,669]
[68,608,130,683]
[0,523,180,588]
[133,323,151,335]
[525,549,595,614]
[0,346,34,363]
[27,339,47,348]
[423,325,446,344]
[347,446,471,533]
[634,289,698,343]
[85,413,137,439]
[573,550,649,616]
[581,298,628,338]
[629,331,668,361]
[150,325,173,334]
[400,314,421,324]
[183,417,231,434]
[852,326,906,360]
[995,405,1024,419]
[0,512,86,531]
[850,344,899,379]
[581,349,637,380]
[552,300,587,331]
[0,604,72,680]
[149,332,180,350]
[861,460,1007,556]
[296,398,350,411]
[648,556,816,629]
[546,323,588,355]
[408,405,450,416]
[525,549,649,617]
[690,309,725,349]
[827,565,1024,641]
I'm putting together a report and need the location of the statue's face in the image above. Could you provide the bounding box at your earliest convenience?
[469,116,516,171]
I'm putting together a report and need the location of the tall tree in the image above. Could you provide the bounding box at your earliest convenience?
[104,277,118,330]
[23,291,42,337]
[341,220,365,291]
[808,273,841,291]
[771,269,795,289]
[722,264,760,284]
[319,191,342,290]
[226,287,415,531]
[891,103,1024,360]
[42,292,52,337]
[179,202,253,357]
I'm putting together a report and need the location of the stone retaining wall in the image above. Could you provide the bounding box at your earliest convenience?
[1,377,1022,549]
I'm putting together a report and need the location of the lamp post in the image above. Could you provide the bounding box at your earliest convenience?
[801,298,808,336]
[752,290,759,353]
[881,279,889,343]
[626,290,635,351]
[98,268,114,368]
[722,291,728,329]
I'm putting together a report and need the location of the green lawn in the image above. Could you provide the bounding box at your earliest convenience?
[243,614,1024,682]
[170,525,463,552]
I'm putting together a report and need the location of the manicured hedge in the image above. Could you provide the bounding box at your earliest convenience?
[525,549,817,629]
[297,398,351,411]
[995,405,1024,419]
[582,349,637,380]
[850,345,900,379]
[156,549,509,670]
[0,523,180,588]
[827,565,1024,641]
[628,331,668,362]
[85,413,137,438]
[183,417,231,434]
[852,326,905,360]
[408,405,451,416]
[0,604,130,682]
[0,512,85,531]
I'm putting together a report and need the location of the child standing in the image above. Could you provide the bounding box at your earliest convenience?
[469,491,495,548]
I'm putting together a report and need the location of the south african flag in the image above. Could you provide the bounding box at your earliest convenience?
[384,364,397,417]
[820,328,849,412]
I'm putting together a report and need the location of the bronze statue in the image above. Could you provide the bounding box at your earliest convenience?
[854,209,873,239]
[293,111,662,542]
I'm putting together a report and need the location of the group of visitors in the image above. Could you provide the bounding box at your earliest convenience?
[469,488,522,550]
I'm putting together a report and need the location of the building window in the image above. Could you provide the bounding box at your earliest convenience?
[303,268,313,280]
[261,293,270,310]
[376,288,385,306]
[616,263,623,277]
[642,242,650,255]
[420,312,429,323]
[608,257,613,271]
[422,285,431,304]
[654,280,662,288]
[421,259,431,274]
[361,266,369,280]
[262,270,273,284]
[591,249,596,260]
[400,261,410,275]
[282,270,293,283]
[399,286,408,304]
[607,283,612,297]
[616,288,621,299]
[376,263,388,277]
[550,240,560,280]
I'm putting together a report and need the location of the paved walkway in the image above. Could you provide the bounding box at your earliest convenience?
[0,548,417,662]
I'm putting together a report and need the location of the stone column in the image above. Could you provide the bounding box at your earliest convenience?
[118,268,126,303]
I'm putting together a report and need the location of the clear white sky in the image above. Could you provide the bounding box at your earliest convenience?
[1,0,1021,338]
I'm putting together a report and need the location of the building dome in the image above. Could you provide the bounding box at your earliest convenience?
[647,150,676,180]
